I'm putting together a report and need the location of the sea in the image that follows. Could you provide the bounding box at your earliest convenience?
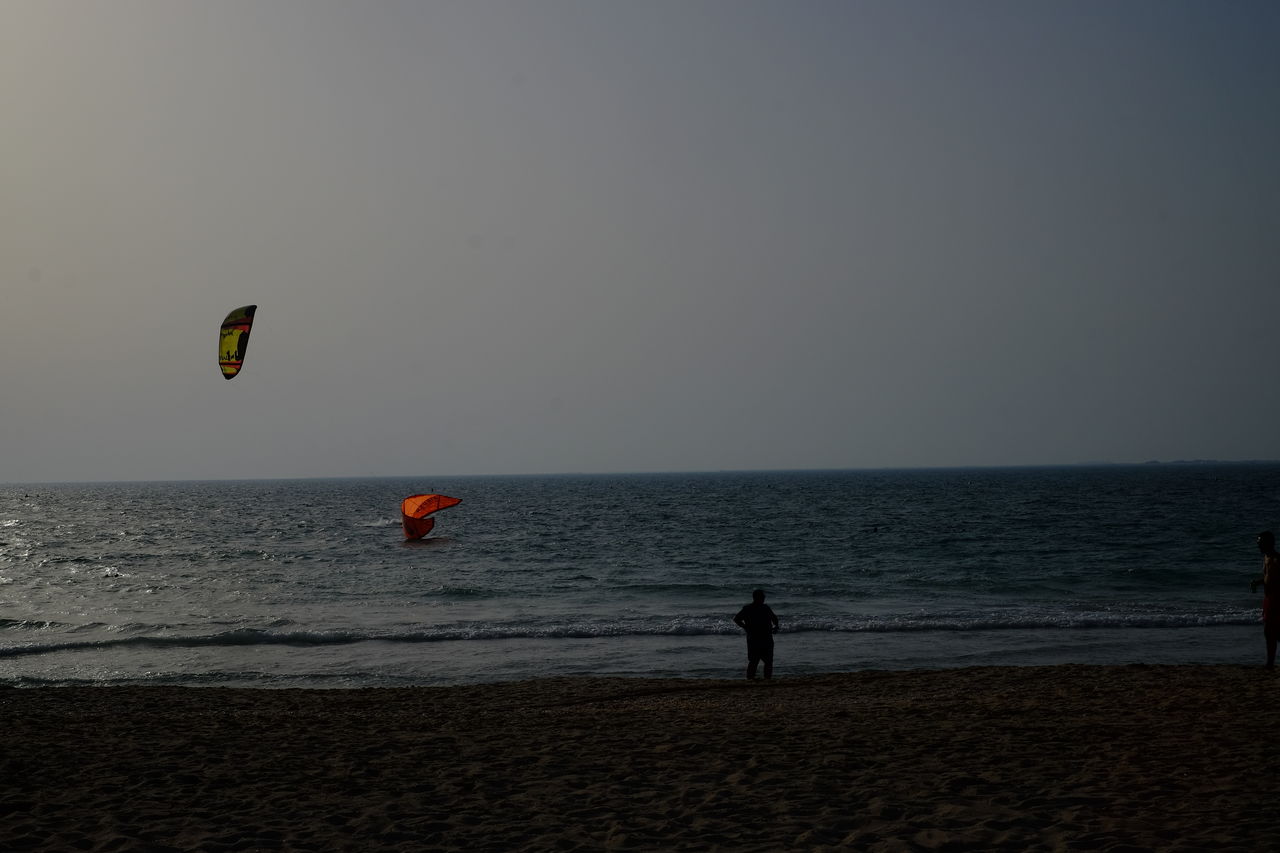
[1,464,1277,688]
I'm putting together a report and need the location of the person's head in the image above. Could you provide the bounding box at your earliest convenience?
[752,589,765,603]
[1259,531,1276,555]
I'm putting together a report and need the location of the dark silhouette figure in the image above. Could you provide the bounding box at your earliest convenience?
[734,589,779,680]
[1251,531,1280,668]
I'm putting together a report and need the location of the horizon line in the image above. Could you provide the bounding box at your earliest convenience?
[5,459,1279,488]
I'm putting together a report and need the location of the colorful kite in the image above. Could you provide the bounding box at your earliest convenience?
[401,494,462,541]
[218,305,257,379]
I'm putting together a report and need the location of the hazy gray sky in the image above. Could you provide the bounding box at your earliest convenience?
[4,0,1278,482]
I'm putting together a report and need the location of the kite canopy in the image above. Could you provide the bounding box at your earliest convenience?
[218,305,257,379]
[401,494,461,541]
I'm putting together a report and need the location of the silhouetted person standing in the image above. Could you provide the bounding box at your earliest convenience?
[1251,531,1280,668]
[734,589,779,680]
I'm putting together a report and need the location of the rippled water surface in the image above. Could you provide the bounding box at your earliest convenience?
[1,465,1275,685]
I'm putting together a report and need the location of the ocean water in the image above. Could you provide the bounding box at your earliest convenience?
[1,465,1276,687]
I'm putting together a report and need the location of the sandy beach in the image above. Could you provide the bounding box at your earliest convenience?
[2,665,1277,851]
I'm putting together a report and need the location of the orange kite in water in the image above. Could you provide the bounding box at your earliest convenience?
[401,494,461,540]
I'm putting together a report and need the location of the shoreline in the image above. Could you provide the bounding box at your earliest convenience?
[4,664,1279,851]
[3,623,1260,689]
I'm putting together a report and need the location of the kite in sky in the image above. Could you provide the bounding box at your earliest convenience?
[218,305,257,379]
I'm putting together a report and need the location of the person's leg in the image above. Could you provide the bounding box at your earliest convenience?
[747,655,759,679]
[762,647,773,680]
[1267,627,1277,668]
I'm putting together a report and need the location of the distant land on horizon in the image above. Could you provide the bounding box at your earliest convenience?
[6,459,1280,487]
[1137,459,1280,466]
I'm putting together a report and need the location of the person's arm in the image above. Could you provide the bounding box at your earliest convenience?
[1256,557,1278,593]
[770,607,779,633]
[733,609,746,630]
[1264,559,1280,595]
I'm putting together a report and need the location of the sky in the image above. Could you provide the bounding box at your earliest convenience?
[3,0,1278,483]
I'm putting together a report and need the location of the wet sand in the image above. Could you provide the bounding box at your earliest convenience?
[2,665,1278,851]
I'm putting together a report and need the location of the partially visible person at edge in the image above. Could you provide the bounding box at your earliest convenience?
[733,589,779,680]
[1251,531,1280,669]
